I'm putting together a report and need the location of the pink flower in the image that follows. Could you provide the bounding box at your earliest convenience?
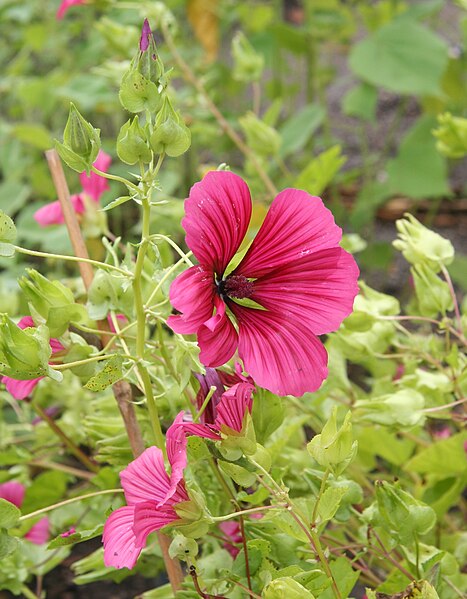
[168,171,359,397]
[220,521,242,557]
[1,317,64,400]
[34,150,111,227]
[102,438,189,569]
[56,0,86,20]
[0,481,50,545]
[60,527,76,538]
[173,381,255,442]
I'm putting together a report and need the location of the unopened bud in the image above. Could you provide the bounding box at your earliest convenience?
[239,112,281,157]
[117,116,152,165]
[55,103,101,174]
[232,32,264,83]
[433,112,467,159]
[150,97,191,157]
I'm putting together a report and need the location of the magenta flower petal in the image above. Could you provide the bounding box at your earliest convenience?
[34,195,84,227]
[232,305,328,396]
[133,502,179,548]
[79,150,112,202]
[120,446,172,506]
[168,266,216,335]
[215,382,254,432]
[56,0,85,19]
[235,189,342,278]
[1,376,42,400]
[25,517,50,545]
[140,19,152,52]
[251,248,359,336]
[183,171,252,274]
[103,506,142,569]
[164,413,188,503]
[0,481,25,508]
[198,297,238,367]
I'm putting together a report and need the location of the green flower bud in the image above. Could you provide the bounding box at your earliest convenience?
[173,490,210,538]
[232,32,264,83]
[307,409,357,475]
[150,97,191,157]
[116,116,152,165]
[87,269,133,321]
[433,112,467,159]
[168,534,198,560]
[239,111,281,158]
[354,389,425,428]
[0,315,61,382]
[119,70,162,114]
[263,577,315,599]
[411,264,453,318]
[18,269,87,337]
[55,103,101,174]
[375,480,436,544]
[393,213,454,272]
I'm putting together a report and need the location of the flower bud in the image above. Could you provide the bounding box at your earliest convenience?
[18,269,87,337]
[393,213,454,272]
[168,533,198,560]
[119,20,164,114]
[239,112,281,158]
[411,264,453,318]
[0,315,60,382]
[150,97,191,157]
[116,116,152,165]
[87,269,133,320]
[307,408,357,475]
[55,103,101,174]
[232,32,264,83]
[433,112,467,159]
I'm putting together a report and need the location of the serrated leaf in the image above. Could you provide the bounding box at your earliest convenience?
[0,498,21,529]
[317,486,347,524]
[84,355,123,391]
[294,145,346,196]
[218,460,256,487]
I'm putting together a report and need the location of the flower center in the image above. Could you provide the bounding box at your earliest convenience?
[218,275,254,299]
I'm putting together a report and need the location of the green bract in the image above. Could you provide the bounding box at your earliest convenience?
[116,116,152,165]
[393,213,454,271]
[231,31,264,83]
[307,409,357,475]
[55,103,101,174]
[433,112,467,159]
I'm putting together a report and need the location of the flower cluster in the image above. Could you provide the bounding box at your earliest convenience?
[168,171,359,397]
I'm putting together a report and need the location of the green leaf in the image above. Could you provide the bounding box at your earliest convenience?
[317,487,347,524]
[404,432,467,478]
[0,498,21,529]
[218,460,256,487]
[318,557,359,599]
[0,530,18,560]
[342,83,378,122]
[349,20,449,96]
[294,145,346,195]
[252,389,284,444]
[263,577,316,598]
[0,210,17,257]
[47,524,104,549]
[12,123,52,150]
[84,355,124,391]
[101,195,132,212]
[279,104,325,158]
[385,116,449,198]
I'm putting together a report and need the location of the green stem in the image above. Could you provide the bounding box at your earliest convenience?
[51,354,114,370]
[194,386,216,422]
[13,246,132,277]
[21,586,38,599]
[32,403,98,473]
[18,489,123,521]
[91,166,140,194]
[133,154,166,453]
[213,505,280,522]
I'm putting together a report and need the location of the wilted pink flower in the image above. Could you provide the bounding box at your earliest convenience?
[0,481,50,545]
[60,527,76,538]
[168,171,359,397]
[1,317,64,400]
[56,0,86,20]
[34,150,111,227]
[102,438,189,569]
[173,381,255,442]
